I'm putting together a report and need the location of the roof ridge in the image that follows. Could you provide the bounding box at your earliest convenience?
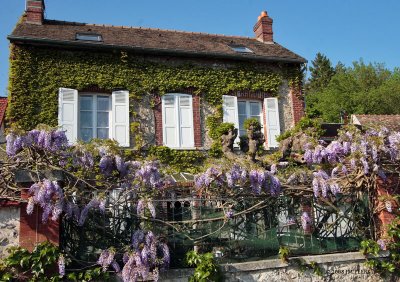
[44,19,255,40]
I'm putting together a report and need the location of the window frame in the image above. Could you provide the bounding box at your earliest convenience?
[237,99,263,137]
[78,93,112,142]
[162,93,195,149]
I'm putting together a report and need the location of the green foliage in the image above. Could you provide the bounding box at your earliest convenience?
[8,45,283,130]
[215,122,235,137]
[130,121,144,150]
[0,242,110,282]
[307,59,400,122]
[289,258,323,277]
[278,246,290,263]
[0,241,59,281]
[186,251,222,282]
[276,116,324,142]
[307,52,335,93]
[208,142,223,158]
[243,117,261,131]
[66,267,109,282]
[148,146,206,173]
[361,217,400,276]
[360,239,380,256]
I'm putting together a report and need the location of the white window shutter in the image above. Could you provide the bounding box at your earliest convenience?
[162,95,178,147]
[58,88,78,144]
[178,95,194,148]
[222,95,239,147]
[264,97,281,148]
[111,90,130,147]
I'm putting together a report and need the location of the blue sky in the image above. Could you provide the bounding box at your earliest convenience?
[1,0,400,96]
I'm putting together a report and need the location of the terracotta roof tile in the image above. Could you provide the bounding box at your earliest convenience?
[352,114,400,131]
[0,97,7,126]
[8,20,306,63]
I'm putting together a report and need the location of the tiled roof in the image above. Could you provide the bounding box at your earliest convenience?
[352,114,400,131]
[0,97,7,126]
[8,20,306,63]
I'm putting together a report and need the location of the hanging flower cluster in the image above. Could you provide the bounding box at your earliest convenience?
[97,248,118,272]
[6,129,68,156]
[195,165,281,196]
[119,230,169,282]
[26,179,64,222]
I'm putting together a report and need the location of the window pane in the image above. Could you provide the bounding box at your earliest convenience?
[97,128,109,139]
[240,129,246,137]
[80,96,93,110]
[80,128,93,142]
[238,101,246,115]
[80,111,93,127]
[179,96,190,107]
[250,102,261,116]
[97,96,110,111]
[163,95,175,106]
[239,115,246,130]
[97,112,109,127]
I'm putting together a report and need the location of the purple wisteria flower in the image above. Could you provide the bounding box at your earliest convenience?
[78,198,100,226]
[58,254,65,277]
[385,201,392,213]
[99,155,115,176]
[377,239,386,250]
[111,260,121,272]
[301,212,311,231]
[225,209,234,219]
[27,179,65,223]
[115,155,127,176]
[147,201,156,218]
[97,248,115,272]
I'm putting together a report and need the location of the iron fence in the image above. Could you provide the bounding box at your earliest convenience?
[60,189,372,268]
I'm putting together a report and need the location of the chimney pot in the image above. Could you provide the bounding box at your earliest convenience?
[253,10,273,43]
[25,0,45,25]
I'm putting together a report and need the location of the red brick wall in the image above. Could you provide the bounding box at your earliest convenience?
[253,14,273,42]
[25,0,44,25]
[154,96,163,146]
[19,189,59,251]
[290,86,305,125]
[192,95,202,147]
[376,175,399,239]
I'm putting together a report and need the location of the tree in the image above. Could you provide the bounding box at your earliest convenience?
[307,52,336,93]
[307,60,400,122]
[305,53,336,118]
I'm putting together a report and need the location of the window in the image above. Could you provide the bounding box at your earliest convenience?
[58,88,130,147]
[79,94,110,142]
[162,94,194,148]
[76,33,103,42]
[222,95,280,148]
[229,45,254,53]
[238,100,262,137]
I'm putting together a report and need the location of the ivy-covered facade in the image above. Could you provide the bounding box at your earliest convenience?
[7,0,306,152]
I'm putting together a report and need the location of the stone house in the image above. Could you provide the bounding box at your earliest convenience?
[7,0,306,150]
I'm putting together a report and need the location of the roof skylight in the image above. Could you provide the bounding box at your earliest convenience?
[229,45,253,53]
[76,33,103,42]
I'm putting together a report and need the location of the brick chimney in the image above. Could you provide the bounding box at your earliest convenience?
[25,0,45,25]
[253,11,273,43]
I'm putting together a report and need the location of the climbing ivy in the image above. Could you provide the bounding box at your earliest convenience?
[7,45,289,131]
[148,146,207,174]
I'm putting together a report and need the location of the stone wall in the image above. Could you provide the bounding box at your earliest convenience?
[161,252,388,282]
[0,206,20,258]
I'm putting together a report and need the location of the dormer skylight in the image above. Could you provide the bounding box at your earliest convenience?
[76,33,103,42]
[229,45,254,53]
